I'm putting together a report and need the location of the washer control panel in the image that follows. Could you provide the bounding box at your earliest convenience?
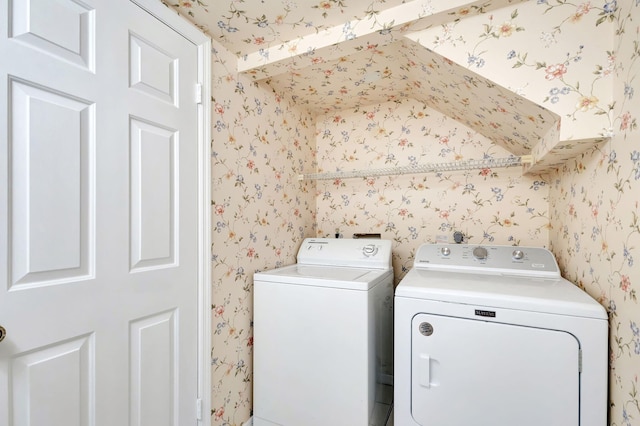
[414,243,560,277]
[297,238,392,269]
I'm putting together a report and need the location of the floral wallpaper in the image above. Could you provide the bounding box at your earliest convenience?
[164,0,640,425]
[166,0,593,173]
[264,39,560,156]
[314,97,551,280]
[234,0,527,78]
[167,0,409,57]
[548,1,640,424]
[411,0,614,142]
[209,41,316,425]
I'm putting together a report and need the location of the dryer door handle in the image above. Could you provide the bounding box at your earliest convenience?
[419,353,431,388]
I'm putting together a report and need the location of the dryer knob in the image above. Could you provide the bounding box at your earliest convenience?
[472,246,488,260]
[512,249,524,260]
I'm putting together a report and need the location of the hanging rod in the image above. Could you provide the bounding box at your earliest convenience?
[297,155,533,181]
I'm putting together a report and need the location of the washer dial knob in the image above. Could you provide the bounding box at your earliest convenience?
[362,244,378,257]
[440,247,451,256]
[472,246,488,260]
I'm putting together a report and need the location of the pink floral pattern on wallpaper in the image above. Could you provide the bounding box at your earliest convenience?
[418,0,617,142]
[165,0,408,56]
[210,43,317,425]
[314,98,551,280]
[169,0,639,425]
[262,38,560,160]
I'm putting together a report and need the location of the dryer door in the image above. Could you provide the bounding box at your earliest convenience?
[411,313,580,426]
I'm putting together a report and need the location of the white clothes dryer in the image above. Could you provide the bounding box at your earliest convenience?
[253,238,394,426]
[394,243,608,426]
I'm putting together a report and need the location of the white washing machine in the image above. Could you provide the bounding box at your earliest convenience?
[394,243,608,426]
[253,238,394,426]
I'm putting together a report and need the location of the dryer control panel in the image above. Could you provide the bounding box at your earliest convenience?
[297,238,392,269]
[413,244,560,277]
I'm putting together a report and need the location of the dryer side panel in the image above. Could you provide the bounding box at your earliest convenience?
[411,313,580,426]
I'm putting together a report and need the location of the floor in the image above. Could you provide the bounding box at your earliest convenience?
[246,383,394,426]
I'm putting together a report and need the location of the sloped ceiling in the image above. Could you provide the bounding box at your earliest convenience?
[195,0,410,57]
[164,0,559,164]
[264,38,558,156]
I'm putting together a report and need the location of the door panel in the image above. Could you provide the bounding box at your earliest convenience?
[10,0,95,70]
[129,117,177,270]
[12,334,93,426]
[1,1,201,425]
[129,33,177,105]
[129,310,177,426]
[9,78,94,287]
[411,313,580,426]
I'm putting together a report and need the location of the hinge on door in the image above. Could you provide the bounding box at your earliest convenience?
[578,349,582,373]
[195,83,203,104]
[196,398,202,420]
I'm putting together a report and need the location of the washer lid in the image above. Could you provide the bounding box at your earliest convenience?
[254,264,392,290]
[395,268,607,319]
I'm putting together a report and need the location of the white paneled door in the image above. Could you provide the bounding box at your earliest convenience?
[0,1,210,425]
